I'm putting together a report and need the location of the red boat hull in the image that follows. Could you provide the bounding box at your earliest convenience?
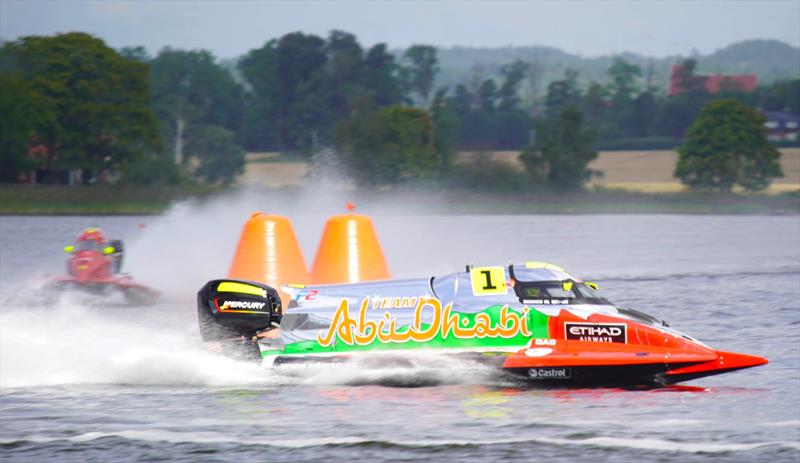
[499,309,768,385]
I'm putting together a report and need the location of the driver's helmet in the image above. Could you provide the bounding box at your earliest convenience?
[75,228,107,245]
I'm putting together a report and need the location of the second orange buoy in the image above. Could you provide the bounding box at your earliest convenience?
[311,205,390,284]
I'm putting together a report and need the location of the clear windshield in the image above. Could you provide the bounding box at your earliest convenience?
[75,241,102,252]
[519,284,575,298]
[515,281,610,304]
[575,283,603,299]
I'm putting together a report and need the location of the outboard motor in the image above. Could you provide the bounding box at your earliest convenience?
[109,239,124,273]
[197,279,282,342]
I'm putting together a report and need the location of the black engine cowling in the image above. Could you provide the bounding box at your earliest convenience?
[197,279,282,342]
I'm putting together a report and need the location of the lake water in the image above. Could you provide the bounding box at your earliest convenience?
[1,194,799,462]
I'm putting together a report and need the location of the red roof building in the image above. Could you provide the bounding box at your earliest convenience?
[668,64,758,96]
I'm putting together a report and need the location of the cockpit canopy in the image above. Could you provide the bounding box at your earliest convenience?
[429,262,610,307]
[279,261,616,342]
[284,261,612,319]
[514,280,608,304]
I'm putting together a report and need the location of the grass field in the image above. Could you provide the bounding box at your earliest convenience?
[241,149,800,194]
[588,148,799,194]
[2,149,797,215]
[241,160,310,187]
[2,183,797,215]
[0,185,218,215]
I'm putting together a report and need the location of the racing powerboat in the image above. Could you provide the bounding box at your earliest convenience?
[197,262,767,386]
[46,228,159,303]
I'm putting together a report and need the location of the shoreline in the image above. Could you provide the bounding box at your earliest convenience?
[1,185,797,216]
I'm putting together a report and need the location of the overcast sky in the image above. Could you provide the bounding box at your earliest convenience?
[2,0,798,59]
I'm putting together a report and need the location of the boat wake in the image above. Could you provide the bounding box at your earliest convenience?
[0,301,269,389]
[0,300,498,390]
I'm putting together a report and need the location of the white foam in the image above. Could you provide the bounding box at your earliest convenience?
[281,352,500,387]
[4,430,798,454]
[538,436,800,453]
[0,299,492,389]
[0,303,271,389]
[759,420,800,427]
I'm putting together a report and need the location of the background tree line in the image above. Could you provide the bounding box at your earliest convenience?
[433,39,800,95]
[1,30,795,191]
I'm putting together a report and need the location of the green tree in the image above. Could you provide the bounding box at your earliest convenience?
[335,105,440,184]
[451,84,473,114]
[675,99,782,192]
[189,125,245,185]
[429,88,458,170]
[240,32,409,152]
[119,152,181,186]
[582,82,608,120]
[442,59,532,151]
[607,58,642,137]
[326,30,364,120]
[2,33,160,180]
[607,58,642,103]
[497,59,528,110]
[544,69,581,117]
[363,43,406,107]
[245,32,331,151]
[494,109,532,149]
[520,106,598,191]
[404,45,439,106]
[658,92,708,139]
[478,79,498,112]
[581,81,613,140]
[760,79,800,115]
[448,83,484,150]
[630,90,658,137]
[119,46,150,62]
[149,48,244,165]
[0,71,47,181]
[239,39,280,150]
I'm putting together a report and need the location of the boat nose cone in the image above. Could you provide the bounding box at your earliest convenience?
[664,349,768,383]
[715,350,769,369]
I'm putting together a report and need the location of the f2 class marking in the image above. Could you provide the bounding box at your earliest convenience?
[470,266,508,296]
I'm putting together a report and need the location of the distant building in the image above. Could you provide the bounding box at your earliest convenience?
[762,111,800,141]
[19,168,82,185]
[668,64,758,96]
[17,144,82,185]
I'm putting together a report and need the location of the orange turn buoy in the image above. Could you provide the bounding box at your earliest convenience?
[227,212,309,306]
[310,204,390,284]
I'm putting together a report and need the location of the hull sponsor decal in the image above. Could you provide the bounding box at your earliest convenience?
[524,348,553,357]
[317,297,532,347]
[564,322,627,343]
[523,299,569,305]
[214,297,268,314]
[371,296,419,309]
[220,300,266,310]
[528,368,571,379]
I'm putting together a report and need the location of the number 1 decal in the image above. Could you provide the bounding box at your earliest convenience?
[470,266,508,296]
[481,270,497,289]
